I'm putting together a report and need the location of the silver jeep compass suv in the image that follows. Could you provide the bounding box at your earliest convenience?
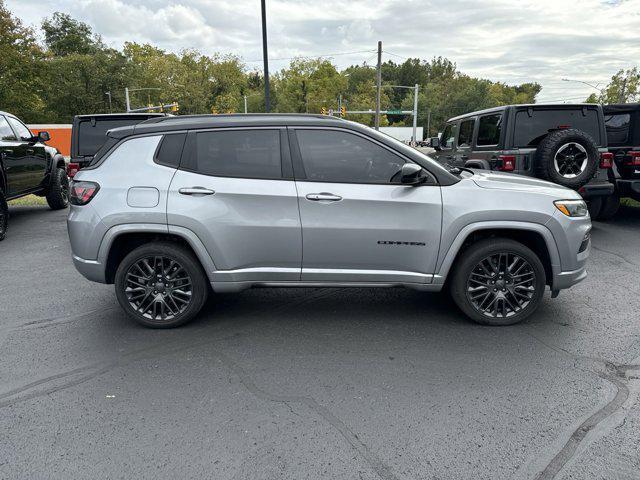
[67,114,591,328]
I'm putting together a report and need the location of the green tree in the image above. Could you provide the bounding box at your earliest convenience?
[42,12,102,56]
[0,0,45,121]
[585,68,639,104]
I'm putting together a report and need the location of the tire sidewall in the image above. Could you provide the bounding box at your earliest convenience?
[536,130,599,189]
[114,242,208,328]
[451,239,546,326]
[46,167,69,210]
[0,189,7,241]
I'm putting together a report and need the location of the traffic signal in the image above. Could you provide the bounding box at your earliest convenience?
[340,106,346,117]
[321,107,327,115]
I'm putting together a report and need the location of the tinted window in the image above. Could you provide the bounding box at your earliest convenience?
[605,113,631,144]
[155,133,186,168]
[477,114,502,146]
[193,129,281,179]
[514,108,601,147]
[77,118,155,156]
[458,119,475,147]
[441,123,457,149]
[0,116,16,141]
[296,129,405,184]
[7,117,32,140]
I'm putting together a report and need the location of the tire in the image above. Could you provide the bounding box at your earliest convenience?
[0,188,7,241]
[535,129,599,189]
[46,167,69,210]
[114,242,209,328]
[450,238,546,326]
[595,193,620,221]
[587,197,602,219]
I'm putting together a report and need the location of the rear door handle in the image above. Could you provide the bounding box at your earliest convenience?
[306,193,342,202]
[178,187,215,196]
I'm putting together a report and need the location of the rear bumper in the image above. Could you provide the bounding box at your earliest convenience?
[72,255,106,283]
[616,178,640,199]
[579,181,615,199]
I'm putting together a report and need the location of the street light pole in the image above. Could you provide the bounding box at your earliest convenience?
[125,87,131,113]
[374,40,382,130]
[412,84,419,145]
[105,92,112,113]
[244,95,248,114]
[261,0,270,113]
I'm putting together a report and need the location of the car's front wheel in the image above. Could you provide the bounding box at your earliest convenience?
[114,242,209,328]
[0,188,8,241]
[46,167,69,210]
[450,238,546,326]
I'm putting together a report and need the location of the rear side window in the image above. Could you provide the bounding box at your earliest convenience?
[458,119,475,147]
[441,123,457,149]
[514,108,601,147]
[190,129,281,179]
[605,113,631,144]
[477,114,502,146]
[0,116,16,141]
[155,133,186,168]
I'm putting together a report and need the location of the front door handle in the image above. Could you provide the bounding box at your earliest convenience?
[178,187,215,196]
[306,193,342,202]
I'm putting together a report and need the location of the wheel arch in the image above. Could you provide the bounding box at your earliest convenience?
[99,225,216,284]
[437,222,559,287]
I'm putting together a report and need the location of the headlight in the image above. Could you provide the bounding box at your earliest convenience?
[554,199,588,217]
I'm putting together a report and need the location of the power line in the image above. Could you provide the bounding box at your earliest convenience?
[244,49,376,63]
[382,50,410,60]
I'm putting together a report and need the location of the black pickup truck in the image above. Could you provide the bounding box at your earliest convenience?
[68,113,166,176]
[0,110,68,240]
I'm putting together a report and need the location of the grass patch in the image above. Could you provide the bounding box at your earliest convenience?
[621,197,640,208]
[8,194,47,207]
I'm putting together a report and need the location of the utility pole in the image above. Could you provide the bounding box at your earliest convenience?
[261,0,270,113]
[244,95,248,114]
[338,94,342,115]
[125,87,131,113]
[374,40,382,130]
[411,84,419,145]
[426,109,431,138]
[105,92,112,113]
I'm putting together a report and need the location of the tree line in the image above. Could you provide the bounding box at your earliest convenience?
[1,1,637,137]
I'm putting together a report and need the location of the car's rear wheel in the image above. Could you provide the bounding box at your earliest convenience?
[46,167,69,210]
[114,242,209,328]
[450,238,546,326]
[0,188,8,241]
[595,192,620,221]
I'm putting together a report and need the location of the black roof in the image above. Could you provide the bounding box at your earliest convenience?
[448,103,601,122]
[603,103,640,114]
[108,113,348,139]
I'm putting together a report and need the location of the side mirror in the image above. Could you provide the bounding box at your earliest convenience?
[429,137,441,150]
[400,163,426,185]
[37,131,50,142]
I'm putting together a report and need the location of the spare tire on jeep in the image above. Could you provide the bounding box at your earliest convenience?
[535,129,599,189]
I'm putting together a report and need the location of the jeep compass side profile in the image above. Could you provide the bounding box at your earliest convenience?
[68,114,591,328]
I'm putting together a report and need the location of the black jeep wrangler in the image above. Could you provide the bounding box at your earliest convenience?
[599,103,640,219]
[0,110,68,240]
[429,104,614,218]
[68,113,166,176]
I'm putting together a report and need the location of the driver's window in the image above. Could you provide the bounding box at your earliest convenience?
[441,123,457,149]
[296,129,405,184]
[7,117,33,141]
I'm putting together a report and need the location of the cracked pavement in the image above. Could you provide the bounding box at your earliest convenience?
[1,204,639,479]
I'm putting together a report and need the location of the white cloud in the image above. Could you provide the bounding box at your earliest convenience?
[5,0,640,101]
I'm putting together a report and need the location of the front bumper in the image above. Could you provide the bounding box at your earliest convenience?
[552,264,588,290]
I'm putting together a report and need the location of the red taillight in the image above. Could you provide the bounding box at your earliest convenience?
[67,162,80,178]
[599,152,613,169]
[624,151,640,166]
[69,181,100,205]
[498,155,516,171]
[557,125,571,129]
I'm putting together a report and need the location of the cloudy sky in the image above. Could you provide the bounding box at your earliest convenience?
[7,0,640,102]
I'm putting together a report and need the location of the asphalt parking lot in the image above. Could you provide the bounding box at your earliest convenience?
[1,204,640,480]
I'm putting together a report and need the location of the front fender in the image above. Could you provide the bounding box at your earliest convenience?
[433,220,561,284]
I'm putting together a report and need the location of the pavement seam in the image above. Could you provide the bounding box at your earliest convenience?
[523,330,638,480]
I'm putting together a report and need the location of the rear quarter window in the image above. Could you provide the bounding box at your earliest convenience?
[154,133,186,168]
[513,108,602,147]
